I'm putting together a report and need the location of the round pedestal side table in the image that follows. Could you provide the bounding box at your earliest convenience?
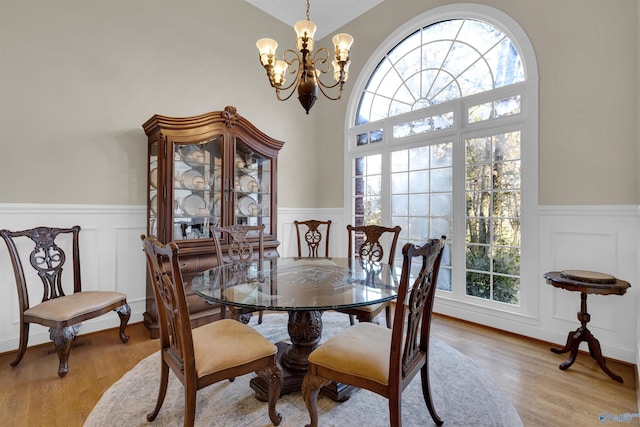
[543,270,631,383]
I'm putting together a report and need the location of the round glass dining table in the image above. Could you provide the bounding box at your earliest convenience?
[190,257,401,401]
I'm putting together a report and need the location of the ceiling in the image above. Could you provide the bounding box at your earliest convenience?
[246,0,383,40]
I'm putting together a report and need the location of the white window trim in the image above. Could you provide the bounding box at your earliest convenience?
[343,3,540,324]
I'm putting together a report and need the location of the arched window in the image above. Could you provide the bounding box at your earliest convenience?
[345,4,538,315]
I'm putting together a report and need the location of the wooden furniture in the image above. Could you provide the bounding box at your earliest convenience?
[142,106,284,338]
[302,238,446,427]
[211,224,266,324]
[190,257,402,402]
[337,224,402,328]
[294,220,332,258]
[0,225,130,378]
[141,236,283,427]
[544,270,631,383]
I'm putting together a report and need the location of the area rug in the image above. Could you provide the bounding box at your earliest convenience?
[84,312,522,427]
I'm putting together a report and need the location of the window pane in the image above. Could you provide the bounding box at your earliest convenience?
[409,170,429,193]
[409,146,429,169]
[431,193,451,216]
[431,168,451,192]
[409,194,428,216]
[391,194,408,216]
[391,172,408,193]
[493,275,520,303]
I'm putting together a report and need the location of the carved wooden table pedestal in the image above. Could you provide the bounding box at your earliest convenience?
[544,270,631,383]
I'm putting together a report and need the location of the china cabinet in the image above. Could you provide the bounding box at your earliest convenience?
[142,106,284,338]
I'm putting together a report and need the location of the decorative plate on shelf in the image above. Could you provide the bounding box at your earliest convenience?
[238,196,260,216]
[150,195,157,216]
[150,168,158,188]
[239,175,260,192]
[181,169,206,190]
[182,194,208,216]
[179,146,209,165]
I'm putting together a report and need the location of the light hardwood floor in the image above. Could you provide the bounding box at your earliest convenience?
[0,315,636,427]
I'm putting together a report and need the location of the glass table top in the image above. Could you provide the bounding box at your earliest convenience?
[190,257,401,312]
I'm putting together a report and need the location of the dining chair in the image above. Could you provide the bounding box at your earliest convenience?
[0,225,130,378]
[302,237,446,427]
[336,224,401,328]
[294,219,332,258]
[141,235,283,427]
[210,224,266,324]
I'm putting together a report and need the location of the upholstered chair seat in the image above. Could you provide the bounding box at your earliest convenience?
[192,318,277,377]
[25,291,127,321]
[308,322,391,385]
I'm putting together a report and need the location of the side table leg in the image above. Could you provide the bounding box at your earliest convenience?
[550,292,624,383]
[551,328,584,370]
[583,329,624,383]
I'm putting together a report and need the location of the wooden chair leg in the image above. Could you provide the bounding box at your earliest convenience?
[10,322,29,367]
[116,304,131,343]
[389,393,402,427]
[258,310,264,324]
[264,364,283,426]
[50,325,80,378]
[184,382,197,427]
[348,314,356,325]
[302,373,331,427]
[420,363,443,426]
[147,362,170,422]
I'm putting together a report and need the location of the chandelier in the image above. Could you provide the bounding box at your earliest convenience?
[256,0,354,114]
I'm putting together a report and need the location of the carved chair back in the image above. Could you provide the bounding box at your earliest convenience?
[210,224,265,264]
[347,224,401,265]
[294,219,331,258]
[210,224,266,323]
[2,226,82,308]
[392,237,446,388]
[141,236,195,374]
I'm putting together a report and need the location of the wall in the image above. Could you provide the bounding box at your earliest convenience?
[0,0,319,209]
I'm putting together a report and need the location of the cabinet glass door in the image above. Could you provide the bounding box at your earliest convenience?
[173,136,223,240]
[149,141,159,238]
[234,138,271,235]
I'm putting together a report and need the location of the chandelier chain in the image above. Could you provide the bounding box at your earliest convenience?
[306,0,310,21]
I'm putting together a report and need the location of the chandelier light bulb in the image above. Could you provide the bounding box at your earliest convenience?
[332,33,354,62]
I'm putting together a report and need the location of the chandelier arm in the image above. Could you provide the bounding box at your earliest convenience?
[315,78,345,101]
[311,48,331,74]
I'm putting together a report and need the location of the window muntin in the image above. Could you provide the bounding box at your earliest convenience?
[356,19,524,126]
